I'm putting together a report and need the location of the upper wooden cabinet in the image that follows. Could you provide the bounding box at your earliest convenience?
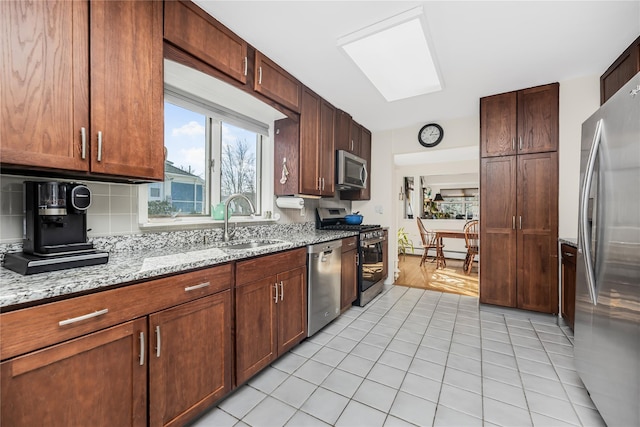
[274,88,335,197]
[480,83,559,157]
[0,0,164,181]
[254,51,302,113]
[334,110,354,153]
[164,0,248,84]
[601,35,640,105]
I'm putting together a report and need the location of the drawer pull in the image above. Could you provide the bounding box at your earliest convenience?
[563,252,575,258]
[58,308,109,326]
[184,282,210,292]
[279,281,284,301]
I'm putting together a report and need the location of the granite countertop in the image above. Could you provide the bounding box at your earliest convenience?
[559,238,578,248]
[0,228,357,310]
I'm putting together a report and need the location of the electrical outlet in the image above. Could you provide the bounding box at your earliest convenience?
[375,205,383,214]
[300,207,306,217]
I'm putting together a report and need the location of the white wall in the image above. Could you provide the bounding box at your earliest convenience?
[558,74,600,239]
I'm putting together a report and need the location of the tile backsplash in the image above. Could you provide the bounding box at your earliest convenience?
[0,174,139,244]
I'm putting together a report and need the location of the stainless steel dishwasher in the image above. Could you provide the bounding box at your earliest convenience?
[307,240,342,337]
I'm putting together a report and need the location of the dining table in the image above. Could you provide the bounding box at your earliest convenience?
[434,229,478,269]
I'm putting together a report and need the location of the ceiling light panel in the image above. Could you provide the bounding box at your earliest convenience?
[338,7,441,102]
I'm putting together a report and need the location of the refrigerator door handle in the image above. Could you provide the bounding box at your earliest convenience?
[579,118,602,304]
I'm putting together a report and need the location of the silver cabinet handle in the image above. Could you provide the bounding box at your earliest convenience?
[97,131,103,162]
[243,56,248,76]
[321,178,325,191]
[512,137,515,151]
[59,308,108,326]
[279,281,284,301]
[155,325,161,358]
[579,118,603,304]
[563,252,575,258]
[519,216,522,230]
[274,282,279,303]
[258,66,262,85]
[318,177,322,191]
[512,216,516,230]
[185,282,210,292]
[518,136,523,150]
[81,127,87,159]
[351,140,354,151]
[139,331,145,366]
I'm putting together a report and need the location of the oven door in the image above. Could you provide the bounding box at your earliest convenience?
[360,237,385,292]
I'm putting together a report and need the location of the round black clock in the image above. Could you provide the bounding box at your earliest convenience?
[418,123,444,148]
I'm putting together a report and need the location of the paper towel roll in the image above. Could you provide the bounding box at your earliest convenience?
[276,197,305,209]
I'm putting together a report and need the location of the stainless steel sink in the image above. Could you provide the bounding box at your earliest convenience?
[221,239,285,250]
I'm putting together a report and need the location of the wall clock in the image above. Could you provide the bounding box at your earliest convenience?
[418,123,444,148]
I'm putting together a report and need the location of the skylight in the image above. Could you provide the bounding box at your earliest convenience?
[338,7,441,102]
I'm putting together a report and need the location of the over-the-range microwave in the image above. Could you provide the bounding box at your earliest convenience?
[336,150,367,190]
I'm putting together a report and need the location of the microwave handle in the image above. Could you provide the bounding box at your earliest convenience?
[361,164,368,188]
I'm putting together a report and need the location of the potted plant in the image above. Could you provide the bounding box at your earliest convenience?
[397,227,414,260]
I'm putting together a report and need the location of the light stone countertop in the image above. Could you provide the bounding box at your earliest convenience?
[559,238,578,248]
[0,228,357,310]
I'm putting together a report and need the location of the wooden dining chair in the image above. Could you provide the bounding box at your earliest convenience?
[463,220,479,274]
[416,217,441,267]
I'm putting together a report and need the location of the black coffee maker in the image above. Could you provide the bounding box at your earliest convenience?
[23,181,94,255]
[3,181,109,275]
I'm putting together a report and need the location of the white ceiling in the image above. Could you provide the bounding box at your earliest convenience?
[193,1,640,132]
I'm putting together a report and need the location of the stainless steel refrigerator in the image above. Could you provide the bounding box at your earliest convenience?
[575,72,640,427]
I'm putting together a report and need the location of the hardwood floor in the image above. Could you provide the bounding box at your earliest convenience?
[394,254,478,297]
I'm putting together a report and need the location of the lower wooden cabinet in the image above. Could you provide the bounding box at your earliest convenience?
[149,291,232,427]
[561,244,577,330]
[1,318,148,427]
[341,237,358,311]
[235,249,307,385]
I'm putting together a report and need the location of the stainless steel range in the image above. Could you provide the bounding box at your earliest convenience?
[316,208,387,307]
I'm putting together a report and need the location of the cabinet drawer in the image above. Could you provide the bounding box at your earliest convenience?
[342,237,358,253]
[0,263,232,360]
[236,248,306,286]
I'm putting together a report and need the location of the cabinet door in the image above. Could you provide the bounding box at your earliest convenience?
[350,120,362,155]
[341,249,358,311]
[561,244,577,330]
[235,277,277,384]
[164,1,248,84]
[149,292,231,427]
[480,91,516,158]
[479,156,517,307]
[319,99,336,195]
[299,88,321,195]
[516,83,559,154]
[1,319,147,427]
[334,110,353,153]
[601,36,640,104]
[276,266,307,353]
[0,0,89,172]
[89,0,164,180]
[516,152,558,313]
[254,51,301,113]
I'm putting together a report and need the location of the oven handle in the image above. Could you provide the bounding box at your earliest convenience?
[361,236,386,245]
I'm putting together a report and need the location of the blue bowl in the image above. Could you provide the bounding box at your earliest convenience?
[344,214,363,225]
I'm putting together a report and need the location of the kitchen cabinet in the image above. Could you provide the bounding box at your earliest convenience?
[274,88,335,197]
[340,124,372,201]
[480,83,559,157]
[335,110,355,154]
[480,152,559,313]
[0,0,164,181]
[164,0,248,84]
[235,248,307,384]
[254,51,302,113]
[341,237,358,312]
[561,243,577,330]
[600,35,640,104]
[1,319,147,427]
[0,264,232,426]
[149,292,231,427]
[480,83,559,314]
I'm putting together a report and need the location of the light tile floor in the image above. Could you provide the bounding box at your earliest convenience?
[190,285,606,427]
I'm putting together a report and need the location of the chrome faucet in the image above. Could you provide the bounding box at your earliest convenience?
[223,193,256,242]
